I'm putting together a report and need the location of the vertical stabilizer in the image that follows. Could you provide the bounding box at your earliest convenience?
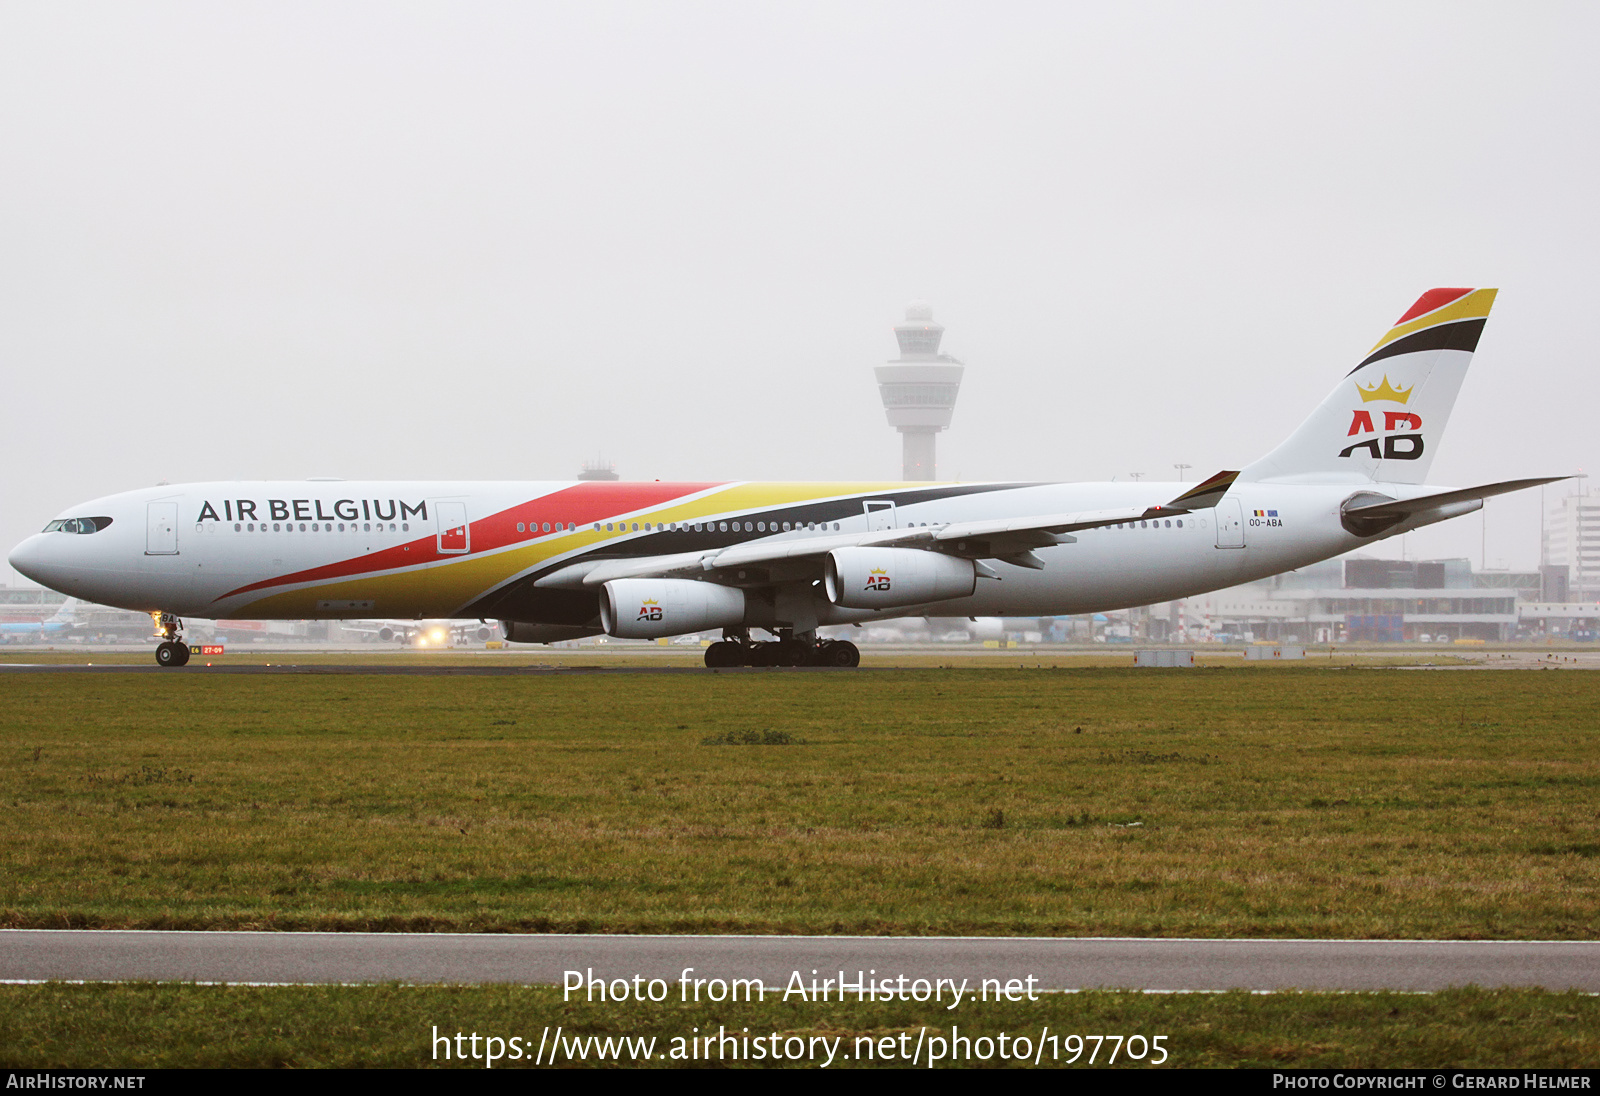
[1241,288,1497,484]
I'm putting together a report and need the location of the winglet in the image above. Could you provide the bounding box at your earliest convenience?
[1164,470,1239,511]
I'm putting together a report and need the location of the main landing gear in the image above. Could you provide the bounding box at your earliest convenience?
[703,633,860,668]
[152,612,190,668]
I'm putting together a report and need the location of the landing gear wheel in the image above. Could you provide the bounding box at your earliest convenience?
[775,640,814,667]
[704,641,741,668]
[173,642,191,667]
[820,640,860,667]
[155,641,179,667]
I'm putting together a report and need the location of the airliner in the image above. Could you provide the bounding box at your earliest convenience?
[0,598,80,642]
[8,288,1562,668]
[344,618,499,646]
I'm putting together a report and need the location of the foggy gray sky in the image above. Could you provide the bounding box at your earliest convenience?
[4,1,1597,586]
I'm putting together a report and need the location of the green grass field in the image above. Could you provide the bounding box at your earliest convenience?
[4,984,1598,1068]
[5,662,1599,1068]
[3,664,1597,937]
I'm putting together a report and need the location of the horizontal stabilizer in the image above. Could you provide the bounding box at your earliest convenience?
[1341,476,1568,537]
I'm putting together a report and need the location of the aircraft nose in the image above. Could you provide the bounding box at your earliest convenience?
[8,534,59,588]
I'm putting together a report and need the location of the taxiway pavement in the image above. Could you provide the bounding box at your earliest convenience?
[4,931,1598,992]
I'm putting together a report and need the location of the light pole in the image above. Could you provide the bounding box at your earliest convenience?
[1173,463,1191,482]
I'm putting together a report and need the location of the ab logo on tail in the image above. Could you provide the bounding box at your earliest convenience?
[1339,376,1423,461]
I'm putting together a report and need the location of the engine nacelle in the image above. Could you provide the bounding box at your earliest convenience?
[599,579,747,639]
[501,621,602,644]
[824,547,977,609]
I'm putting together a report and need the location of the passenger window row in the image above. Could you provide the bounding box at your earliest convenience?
[589,520,843,534]
[224,522,410,534]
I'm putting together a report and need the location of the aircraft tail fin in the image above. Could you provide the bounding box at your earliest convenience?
[1240,288,1497,485]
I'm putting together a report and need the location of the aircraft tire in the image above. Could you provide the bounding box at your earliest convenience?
[173,642,191,667]
[821,640,860,668]
[155,641,179,668]
[704,641,740,668]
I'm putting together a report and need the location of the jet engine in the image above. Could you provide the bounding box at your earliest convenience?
[599,579,746,639]
[824,547,976,610]
[501,621,602,644]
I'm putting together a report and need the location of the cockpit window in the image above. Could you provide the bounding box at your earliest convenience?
[43,516,113,534]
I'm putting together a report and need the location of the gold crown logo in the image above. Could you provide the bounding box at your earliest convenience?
[640,598,659,606]
[1356,375,1413,404]
[869,568,888,575]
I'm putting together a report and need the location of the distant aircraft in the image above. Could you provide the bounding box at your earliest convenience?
[344,619,498,646]
[9,288,1565,668]
[0,598,80,641]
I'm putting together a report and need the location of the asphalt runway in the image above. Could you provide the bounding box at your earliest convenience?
[4,648,1600,674]
[0,662,776,676]
[4,931,1598,992]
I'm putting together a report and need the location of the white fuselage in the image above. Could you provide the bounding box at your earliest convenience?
[8,478,1438,631]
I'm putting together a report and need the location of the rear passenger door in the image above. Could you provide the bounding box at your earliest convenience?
[435,501,470,554]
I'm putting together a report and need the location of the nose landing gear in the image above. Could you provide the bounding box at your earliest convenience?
[155,641,190,667]
[151,612,190,668]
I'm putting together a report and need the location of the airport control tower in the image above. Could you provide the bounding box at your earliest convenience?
[876,301,964,480]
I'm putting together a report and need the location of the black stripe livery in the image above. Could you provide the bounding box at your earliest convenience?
[1348,318,1487,375]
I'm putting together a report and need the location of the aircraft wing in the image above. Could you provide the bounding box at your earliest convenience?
[691,474,1238,574]
[535,496,1212,588]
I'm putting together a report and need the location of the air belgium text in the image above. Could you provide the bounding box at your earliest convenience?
[194,499,428,523]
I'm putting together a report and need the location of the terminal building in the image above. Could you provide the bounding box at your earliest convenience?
[1173,556,1576,644]
[1546,492,1600,601]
